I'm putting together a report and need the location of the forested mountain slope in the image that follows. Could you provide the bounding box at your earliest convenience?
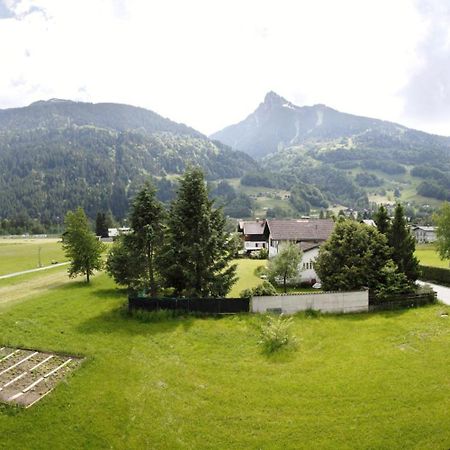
[0,100,255,224]
[211,92,450,207]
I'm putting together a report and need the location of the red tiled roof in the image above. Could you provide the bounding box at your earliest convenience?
[266,219,334,241]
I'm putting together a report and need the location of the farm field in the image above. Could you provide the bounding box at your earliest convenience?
[0,238,66,276]
[415,244,449,269]
[0,270,449,449]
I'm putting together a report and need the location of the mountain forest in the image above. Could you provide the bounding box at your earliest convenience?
[0,94,449,233]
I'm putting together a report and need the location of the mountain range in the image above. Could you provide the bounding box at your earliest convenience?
[0,99,254,225]
[211,92,450,210]
[0,93,449,230]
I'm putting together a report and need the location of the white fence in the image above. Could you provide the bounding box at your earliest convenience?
[251,291,368,314]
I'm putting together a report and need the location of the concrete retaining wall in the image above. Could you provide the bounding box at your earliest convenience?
[252,291,368,314]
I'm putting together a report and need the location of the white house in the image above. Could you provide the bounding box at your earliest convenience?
[108,227,131,238]
[412,226,437,243]
[237,220,267,254]
[263,219,335,283]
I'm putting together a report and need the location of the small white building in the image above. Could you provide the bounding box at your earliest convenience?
[264,219,335,284]
[108,227,131,238]
[412,226,436,243]
[237,220,267,254]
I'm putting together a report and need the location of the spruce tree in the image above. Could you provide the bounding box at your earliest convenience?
[129,182,165,297]
[373,205,390,235]
[388,204,420,282]
[159,167,237,297]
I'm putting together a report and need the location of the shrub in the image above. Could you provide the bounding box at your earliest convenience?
[258,314,296,353]
[419,265,450,286]
[254,265,268,277]
[239,280,277,298]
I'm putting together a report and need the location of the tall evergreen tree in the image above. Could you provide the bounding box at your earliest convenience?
[159,167,237,297]
[373,205,390,235]
[95,212,112,238]
[129,182,165,296]
[388,204,420,282]
[62,207,105,283]
[106,182,165,295]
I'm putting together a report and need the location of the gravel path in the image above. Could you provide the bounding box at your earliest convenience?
[418,280,450,305]
[0,262,69,280]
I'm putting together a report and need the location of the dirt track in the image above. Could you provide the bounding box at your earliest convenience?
[0,269,68,309]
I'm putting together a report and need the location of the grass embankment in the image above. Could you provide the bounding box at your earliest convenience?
[0,238,66,276]
[415,243,449,269]
[0,270,449,449]
[228,259,265,297]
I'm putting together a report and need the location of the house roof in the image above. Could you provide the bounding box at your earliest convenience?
[299,242,320,252]
[361,219,376,227]
[412,226,436,232]
[238,220,266,235]
[265,219,334,241]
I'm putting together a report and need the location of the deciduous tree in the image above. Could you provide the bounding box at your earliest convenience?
[315,219,393,292]
[268,243,302,293]
[433,201,450,263]
[62,208,105,283]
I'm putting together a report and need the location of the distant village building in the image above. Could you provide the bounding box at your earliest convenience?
[412,226,436,243]
[108,227,131,238]
[237,218,335,284]
[237,220,267,253]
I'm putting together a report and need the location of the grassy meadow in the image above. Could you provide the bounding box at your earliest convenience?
[415,243,449,269]
[0,267,448,448]
[0,238,66,276]
[0,244,449,448]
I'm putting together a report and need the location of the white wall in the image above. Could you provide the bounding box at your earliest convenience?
[251,291,368,314]
[297,248,319,283]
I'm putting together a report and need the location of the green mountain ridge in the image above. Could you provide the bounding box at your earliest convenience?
[211,92,450,209]
[0,100,255,225]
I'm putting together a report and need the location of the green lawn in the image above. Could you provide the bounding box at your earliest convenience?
[415,244,449,269]
[228,259,266,297]
[0,238,66,276]
[0,272,449,449]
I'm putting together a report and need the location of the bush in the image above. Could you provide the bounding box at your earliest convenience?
[419,265,450,286]
[258,314,296,353]
[239,280,277,298]
[254,265,268,277]
[250,248,269,260]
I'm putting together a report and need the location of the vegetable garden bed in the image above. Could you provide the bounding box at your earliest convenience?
[0,346,82,408]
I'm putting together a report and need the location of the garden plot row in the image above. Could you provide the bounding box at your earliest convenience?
[0,346,82,408]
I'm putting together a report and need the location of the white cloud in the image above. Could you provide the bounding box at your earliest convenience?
[0,0,446,135]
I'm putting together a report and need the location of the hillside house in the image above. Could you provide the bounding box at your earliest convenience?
[237,220,267,254]
[412,226,436,243]
[264,219,335,283]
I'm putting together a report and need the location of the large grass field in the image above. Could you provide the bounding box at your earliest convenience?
[415,244,450,269]
[0,238,66,276]
[0,267,449,449]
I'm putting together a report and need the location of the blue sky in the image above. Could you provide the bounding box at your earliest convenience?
[0,0,449,136]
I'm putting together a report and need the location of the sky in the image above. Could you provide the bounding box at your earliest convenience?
[0,0,450,136]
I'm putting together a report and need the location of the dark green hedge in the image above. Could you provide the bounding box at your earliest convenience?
[419,265,450,286]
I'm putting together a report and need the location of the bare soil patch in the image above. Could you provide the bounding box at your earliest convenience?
[0,346,82,408]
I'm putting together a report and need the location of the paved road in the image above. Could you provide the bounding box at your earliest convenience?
[0,262,69,280]
[417,280,450,305]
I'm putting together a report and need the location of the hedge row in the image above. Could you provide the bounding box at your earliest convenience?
[420,265,450,286]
